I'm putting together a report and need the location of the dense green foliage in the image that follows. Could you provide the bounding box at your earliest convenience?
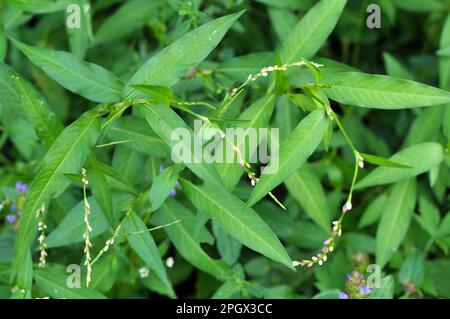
[0,0,450,299]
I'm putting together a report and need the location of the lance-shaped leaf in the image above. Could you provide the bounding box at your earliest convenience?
[11,108,101,282]
[124,211,175,298]
[247,109,328,207]
[12,73,63,147]
[65,0,92,59]
[34,268,106,299]
[403,107,444,147]
[153,199,234,281]
[124,11,244,95]
[139,104,224,189]
[180,179,294,270]
[216,95,276,191]
[149,165,182,212]
[10,39,124,102]
[45,197,109,248]
[6,0,72,14]
[94,0,160,45]
[87,158,115,225]
[440,14,450,89]
[280,0,347,63]
[376,179,417,268]
[439,15,450,140]
[356,143,444,189]
[0,62,23,108]
[324,72,450,109]
[107,116,167,158]
[0,63,63,147]
[284,163,331,231]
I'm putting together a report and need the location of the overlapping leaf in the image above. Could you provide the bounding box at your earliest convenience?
[180,179,293,269]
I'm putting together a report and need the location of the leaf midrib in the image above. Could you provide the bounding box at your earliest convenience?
[286,170,328,229]
[378,180,413,260]
[189,182,290,266]
[283,0,341,62]
[331,77,450,99]
[219,96,274,178]
[17,79,60,145]
[163,207,232,280]
[19,43,123,96]
[18,115,99,250]
[127,16,235,90]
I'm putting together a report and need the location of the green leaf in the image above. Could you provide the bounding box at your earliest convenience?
[312,289,340,299]
[393,0,449,12]
[65,0,92,59]
[6,0,72,14]
[112,146,145,183]
[95,161,138,195]
[383,52,414,80]
[88,158,115,225]
[94,0,160,45]
[356,143,444,188]
[149,165,182,212]
[10,39,124,102]
[371,275,395,299]
[139,104,224,189]
[360,153,411,168]
[107,116,167,158]
[399,251,424,285]
[268,8,298,42]
[358,193,387,229]
[212,280,241,298]
[273,53,290,94]
[376,179,417,268]
[217,52,274,83]
[215,95,276,191]
[11,108,101,284]
[415,196,440,237]
[153,199,234,281]
[180,178,294,270]
[34,268,106,299]
[133,84,175,106]
[3,65,63,147]
[124,211,175,298]
[212,222,242,265]
[124,11,244,95]
[324,72,450,109]
[247,109,328,207]
[0,62,21,107]
[45,197,109,248]
[440,14,450,89]
[0,4,6,62]
[403,107,444,147]
[280,0,347,63]
[255,0,313,10]
[284,163,331,231]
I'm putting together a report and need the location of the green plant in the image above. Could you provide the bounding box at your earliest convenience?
[0,0,449,299]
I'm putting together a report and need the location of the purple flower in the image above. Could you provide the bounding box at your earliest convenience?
[339,292,349,299]
[10,204,17,212]
[345,273,351,279]
[170,188,177,197]
[15,182,28,193]
[6,214,17,223]
[359,285,372,295]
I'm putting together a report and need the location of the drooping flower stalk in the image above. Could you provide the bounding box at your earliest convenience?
[81,168,93,286]
[293,104,365,268]
[36,203,47,268]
